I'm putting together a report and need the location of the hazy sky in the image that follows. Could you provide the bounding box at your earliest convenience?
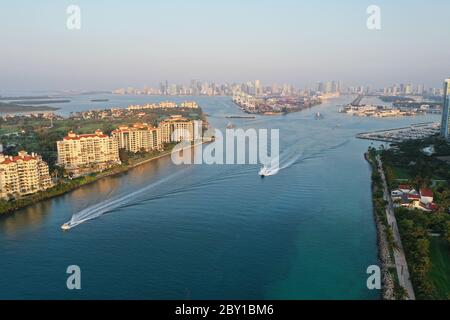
[1,0,450,91]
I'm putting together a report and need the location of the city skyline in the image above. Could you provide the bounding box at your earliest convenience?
[110,79,447,97]
[1,0,450,91]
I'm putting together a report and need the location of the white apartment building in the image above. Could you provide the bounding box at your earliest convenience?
[112,123,162,153]
[0,151,53,199]
[57,130,120,169]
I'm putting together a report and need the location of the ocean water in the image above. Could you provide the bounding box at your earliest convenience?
[0,95,440,299]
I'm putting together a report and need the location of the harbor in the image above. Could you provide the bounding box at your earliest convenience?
[356,122,440,143]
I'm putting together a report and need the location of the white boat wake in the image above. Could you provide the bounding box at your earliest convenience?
[259,144,301,177]
[61,165,247,231]
[62,170,186,230]
[258,136,351,177]
[259,165,279,177]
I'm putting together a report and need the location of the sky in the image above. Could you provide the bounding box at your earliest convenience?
[1,0,450,91]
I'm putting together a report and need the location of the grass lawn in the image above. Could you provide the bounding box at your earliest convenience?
[0,125,21,135]
[429,237,450,299]
[392,166,412,180]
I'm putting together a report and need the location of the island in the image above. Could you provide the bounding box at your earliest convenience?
[0,102,59,113]
[232,92,322,115]
[0,95,54,100]
[10,99,70,105]
[341,95,442,118]
[91,99,109,102]
[0,101,209,215]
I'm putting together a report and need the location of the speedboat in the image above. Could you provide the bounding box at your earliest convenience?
[259,167,267,177]
[315,112,324,120]
[61,223,71,231]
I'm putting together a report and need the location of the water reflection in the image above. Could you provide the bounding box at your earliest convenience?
[0,153,178,234]
[0,201,53,234]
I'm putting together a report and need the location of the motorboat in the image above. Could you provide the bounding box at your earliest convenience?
[61,223,71,231]
[259,167,267,177]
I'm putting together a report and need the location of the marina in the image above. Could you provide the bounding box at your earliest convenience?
[356,122,440,143]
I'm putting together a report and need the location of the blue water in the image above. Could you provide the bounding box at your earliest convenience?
[0,95,440,299]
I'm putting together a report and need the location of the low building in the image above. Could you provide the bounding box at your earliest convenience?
[0,151,53,199]
[398,185,414,194]
[419,188,434,204]
[391,189,404,199]
[392,185,418,200]
[112,123,162,153]
[392,185,437,212]
[57,130,121,175]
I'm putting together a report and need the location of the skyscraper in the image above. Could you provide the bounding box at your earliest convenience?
[417,84,424,95]
[255,80,262,96]
[441,78,450,139]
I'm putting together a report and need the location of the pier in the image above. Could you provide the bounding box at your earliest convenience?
[350,94,364,106]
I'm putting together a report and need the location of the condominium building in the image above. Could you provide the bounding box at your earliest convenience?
[112,123,162,153]
[0,151,53,199]
[440,78,450,139]
[180,101,199,109]
[56,130,120,169]
[158,115,202,143]
[159,101,178,109]
[127,101,199,111]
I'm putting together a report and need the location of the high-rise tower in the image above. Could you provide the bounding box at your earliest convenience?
[441,79,450,139]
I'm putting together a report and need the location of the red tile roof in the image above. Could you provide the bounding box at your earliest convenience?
[420,188,434,197]
[419,202,438,211]
[63,131,108,140]
[111,124,156,134]
[0,155,37,164]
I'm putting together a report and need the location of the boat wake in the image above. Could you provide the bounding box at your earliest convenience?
[61,165,251,230]
[259,143,302,177]
[258,136,351,177]
[61,170,186,230]
[259,165,279,177]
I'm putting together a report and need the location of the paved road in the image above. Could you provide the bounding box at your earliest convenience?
[376,155,416,300]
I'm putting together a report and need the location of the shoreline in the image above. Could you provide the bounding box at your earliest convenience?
[0,140,211,216]
[364,152,396,300]
[231,100,322,116]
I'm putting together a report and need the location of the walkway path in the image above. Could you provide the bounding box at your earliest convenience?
[376,155,416,300]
